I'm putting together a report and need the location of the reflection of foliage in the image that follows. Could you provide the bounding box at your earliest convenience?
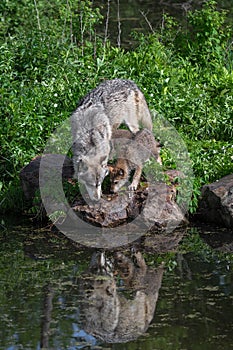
[146,251,178,272]
[179,228,215,260]
[180,227,233,264]
[0,227,92,349]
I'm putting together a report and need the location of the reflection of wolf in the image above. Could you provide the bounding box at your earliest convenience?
[71,79,153,201]
[109,128,162,193]
[79,251,164,343]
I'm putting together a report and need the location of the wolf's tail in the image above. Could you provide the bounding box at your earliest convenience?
[141,112,153,131]
[139,97,153,131]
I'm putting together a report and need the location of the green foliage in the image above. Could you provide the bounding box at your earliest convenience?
[0,0,233,214]
[186,0,231,64]
[0,0,102,44]
[189,140,233,183]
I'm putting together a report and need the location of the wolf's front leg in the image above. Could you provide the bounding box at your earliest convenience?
[128,166,142,192]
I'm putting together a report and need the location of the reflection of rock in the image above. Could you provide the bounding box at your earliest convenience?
[40,284,54,349]
[197,174,233,229]
[197,224,233,252]
[143,229,185,253]
[79,251,164,343]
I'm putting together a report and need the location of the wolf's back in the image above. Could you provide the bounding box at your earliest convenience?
[77,79,153,132]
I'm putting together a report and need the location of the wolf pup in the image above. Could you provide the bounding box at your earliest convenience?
[71,79,153,201]
[109,128,162,193]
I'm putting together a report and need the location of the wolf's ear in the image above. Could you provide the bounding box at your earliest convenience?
[100,155,108,165]
[78,158,88,173]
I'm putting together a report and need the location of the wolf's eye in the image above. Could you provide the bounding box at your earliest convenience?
[114,181,118,185]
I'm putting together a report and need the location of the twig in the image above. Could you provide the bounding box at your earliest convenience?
[140,10,155,34]
[117,0,121,48]
[64,0,73,44]
[93,29,97,59]
[80,8,84,56]
[104,0,110,48]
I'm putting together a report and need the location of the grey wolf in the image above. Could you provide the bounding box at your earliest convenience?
[71,104,111,201]
[71,79,153,201]
[109,128,162,193]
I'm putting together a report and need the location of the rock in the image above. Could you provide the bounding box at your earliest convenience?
[20,154,74,200]
[141,184,188,232]
[72,179,188,232]
[20,156,187,233]
[197,174,233,229]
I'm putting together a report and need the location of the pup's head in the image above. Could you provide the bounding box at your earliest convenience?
[77,154,109,201]
[109,166,128,193]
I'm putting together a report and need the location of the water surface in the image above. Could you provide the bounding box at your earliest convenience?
[0,220,232,350]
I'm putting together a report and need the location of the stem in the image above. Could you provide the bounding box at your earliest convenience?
[63,0,72,44]
[34,0,41,31]
[104,0,110,48]
[93,29,97,59]
[80,10,84,56]
[117,0,121,48]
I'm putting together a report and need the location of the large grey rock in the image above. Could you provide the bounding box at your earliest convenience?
[72,180,188,232]
[20,154,74,200]
[20,156,187,233]
[198,174,233,229]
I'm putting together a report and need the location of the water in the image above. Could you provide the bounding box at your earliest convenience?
[0,219,232,350]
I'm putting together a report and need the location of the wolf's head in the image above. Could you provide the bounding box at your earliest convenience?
[77,153,109,201]
[109,166,128,193]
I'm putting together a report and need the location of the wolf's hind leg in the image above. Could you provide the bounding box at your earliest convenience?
[128,124,140,134]
[152,143,162,165]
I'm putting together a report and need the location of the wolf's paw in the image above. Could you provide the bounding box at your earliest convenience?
[129,178,139,190]
[128,184,137,192]
[128,183,138,198]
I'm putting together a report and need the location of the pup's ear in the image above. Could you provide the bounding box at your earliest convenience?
[108,165,115,173]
